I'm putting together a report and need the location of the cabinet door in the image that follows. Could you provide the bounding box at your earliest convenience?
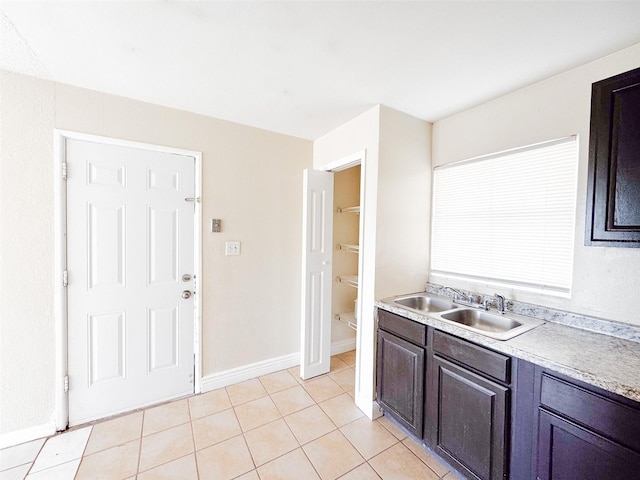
[585,66,640,246]
[376,329,425,437]
[537,409,640,480]
[428,355,507,480]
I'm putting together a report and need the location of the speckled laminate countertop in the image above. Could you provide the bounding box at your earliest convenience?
[376,296,640,403]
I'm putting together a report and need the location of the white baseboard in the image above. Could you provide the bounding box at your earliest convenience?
[202,339,357,393]
[330,337,357,356]
[202,352,300,392]
[0,340,358,448]
[0,422,56,449]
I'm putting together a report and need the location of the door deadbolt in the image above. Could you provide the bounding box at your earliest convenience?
[182,274,192,282]
[181,290,192,299]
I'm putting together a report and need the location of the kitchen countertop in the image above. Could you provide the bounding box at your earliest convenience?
[376,295,640,403]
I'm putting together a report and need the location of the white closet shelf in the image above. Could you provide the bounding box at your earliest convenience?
[336,313,358,331]
[337,244,359,254]
[338,206,360,214]
[336,275,358,288]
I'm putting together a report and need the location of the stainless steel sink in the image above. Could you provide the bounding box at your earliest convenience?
[439,308,544,340]
[440,309,520,332]
[387,292,544,340]
[393,294,458,313]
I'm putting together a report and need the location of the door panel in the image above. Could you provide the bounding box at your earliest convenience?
[537,409,640,479]
[301,169,334,380]
[376,329,425,437]
[148,206,179,284]
[67,139,195,425]
[429,355,507,480]
[148,306,178,371]
[88,203,126,289]
[88,311,125,384]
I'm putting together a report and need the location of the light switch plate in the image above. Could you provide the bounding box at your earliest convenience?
[225,241,240,256]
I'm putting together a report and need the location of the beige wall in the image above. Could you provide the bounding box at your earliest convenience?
[313,106,382,416]
[315,105,432,300]
[6,38,634,441]
[0,70,312,438]
[377,105,432,299]
[432,42,640,325]
[313,105,431,416]
[0,72,57,438]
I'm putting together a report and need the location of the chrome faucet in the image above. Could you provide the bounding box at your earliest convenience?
[443,286,469,302]
[495,294,506,314]
[444,287,485,309]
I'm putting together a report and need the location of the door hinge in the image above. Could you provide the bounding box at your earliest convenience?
[64,375,69,393]
[62,162,68,180]
[63,270,68,287]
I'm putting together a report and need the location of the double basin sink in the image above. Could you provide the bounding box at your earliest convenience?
[391,293,544,340]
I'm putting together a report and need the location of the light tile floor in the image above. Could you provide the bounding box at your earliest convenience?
[0,351,464,480]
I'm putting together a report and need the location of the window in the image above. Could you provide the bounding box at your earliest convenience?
[430,136,578,296]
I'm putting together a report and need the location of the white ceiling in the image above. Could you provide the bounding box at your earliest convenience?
[2,1,640,140]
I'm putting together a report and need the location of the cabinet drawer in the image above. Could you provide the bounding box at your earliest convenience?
[540,373,640,452]
[432,331,510,383]
[378,309,426,345]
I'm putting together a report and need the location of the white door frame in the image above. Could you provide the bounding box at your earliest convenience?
[53,130,203,431]
[317,150,377,419]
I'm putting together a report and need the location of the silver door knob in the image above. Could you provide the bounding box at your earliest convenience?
[181,290,192,299]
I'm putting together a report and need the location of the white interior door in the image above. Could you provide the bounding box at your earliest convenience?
[300,169,334,379]
[66,139,196,425]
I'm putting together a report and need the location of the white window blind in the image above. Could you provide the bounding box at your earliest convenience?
[430,137,578,296]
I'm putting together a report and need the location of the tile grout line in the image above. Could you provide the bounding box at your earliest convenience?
[228,386,258,476]
[19,438,46,478]
[256,385,322,479]
[26,426,93,480]
[239,431,257,476]
[408,441,442,477]
[243,368,342,477]
[20,353,405,480]
[376,418,450,479]
[70,426,92,479]
[135,404,197,476]
[299,444,324,480]
[135,409,145,477]
[137,453,196,479]
[186,397,201,480]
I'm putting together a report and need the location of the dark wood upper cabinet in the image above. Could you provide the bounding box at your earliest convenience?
[586,66,640,247]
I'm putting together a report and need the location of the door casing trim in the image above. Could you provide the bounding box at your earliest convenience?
[53,130,203,431]
[318,149,377,419]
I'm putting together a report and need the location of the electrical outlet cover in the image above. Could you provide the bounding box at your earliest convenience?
[225,241,241,256]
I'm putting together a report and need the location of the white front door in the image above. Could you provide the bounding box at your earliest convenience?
[66,138,196,425]
[300,169,334,380]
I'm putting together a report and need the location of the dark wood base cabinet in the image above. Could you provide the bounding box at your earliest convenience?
[534,370,640,480]
[376,310,426,438]
[376,309,513,480]
[537,410,640,479]
[426,331,511,480]
[427,356,508,480]
[376,329,425,437]
[375,308,640,480]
